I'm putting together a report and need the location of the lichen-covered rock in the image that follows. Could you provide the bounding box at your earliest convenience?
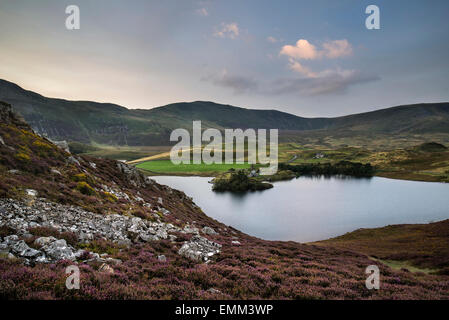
[178,235,221,262]
[41,239,76,261]
[202,226,218,235]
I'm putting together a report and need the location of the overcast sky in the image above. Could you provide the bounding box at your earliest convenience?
[0,0,448,117]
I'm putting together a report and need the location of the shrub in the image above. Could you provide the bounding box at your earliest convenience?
[103,191,118,203]
[32,140,52,151]
[76,181,96,196]
[72,173,88,182]
[14,152,30,162]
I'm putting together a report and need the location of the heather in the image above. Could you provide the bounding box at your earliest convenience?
[1,239,449,300]
[1,101,449,300]
[315,220,449,274]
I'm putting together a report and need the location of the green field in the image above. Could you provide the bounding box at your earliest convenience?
[136,160,251,175]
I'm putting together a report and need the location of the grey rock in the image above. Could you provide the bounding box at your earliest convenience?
[51,140,70,153]
[34,236,57,248]
[157,255,167,262]
[42,239,76,261]
[207,288,221,294]
[202,226,218,235]
[67,156,80,166]
[178,235,221,262]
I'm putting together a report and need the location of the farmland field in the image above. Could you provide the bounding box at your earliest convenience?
[136,160,251,175]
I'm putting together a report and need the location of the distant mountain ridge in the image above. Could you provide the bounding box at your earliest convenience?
[0,79,448,146]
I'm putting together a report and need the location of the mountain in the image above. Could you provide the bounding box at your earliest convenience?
[1,79,448,146]
[1,101,448,299]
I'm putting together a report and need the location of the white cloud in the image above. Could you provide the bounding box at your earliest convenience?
[280,39,318,60]
[196,8,208,16]
[280,38,353,60]
[280,38,355,80]
[288,59,317,78]
[214,22,239,39]
[267,36,278,43]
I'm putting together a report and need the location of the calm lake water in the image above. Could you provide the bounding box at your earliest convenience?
[152,176,449,242]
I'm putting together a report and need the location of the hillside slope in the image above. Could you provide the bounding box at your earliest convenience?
[1,79,448,147]
[1,101,449,299]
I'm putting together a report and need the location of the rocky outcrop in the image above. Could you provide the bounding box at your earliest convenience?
[0,198,180,245]
[50,140,70,153]
[116,161,155,188]
[0,198,222,263]
[0,101,30,130]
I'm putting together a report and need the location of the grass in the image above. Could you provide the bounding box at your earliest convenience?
[136,160,251,175]
[313,219,449,273]
[370,258,438,274]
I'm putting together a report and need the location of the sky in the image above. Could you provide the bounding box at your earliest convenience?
[0,0,448,117]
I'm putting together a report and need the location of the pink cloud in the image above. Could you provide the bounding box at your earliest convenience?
[280,39,318,60]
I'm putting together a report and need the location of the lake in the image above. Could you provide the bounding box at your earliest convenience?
[152,175,449,242]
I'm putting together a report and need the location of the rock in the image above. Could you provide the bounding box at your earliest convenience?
[183,225,199,234]
[42,239,76,261]
[99,263,114,274]
[34,236,57,247]
[207,288,221,294]
[74,249,88,259]
[157,255,167,262]
[3,235,19,246]
[7,169,20,174]
[116,162,148,188]
[0,135,4,145]
[11,240,41,258]
[51,169,61,175]
[231,241,241,245]
[178,235,222,262]
[26,189,38,197]
[160,208,170,215]
[89,162,97,169]
[0,198,184,261]
[51,140,70,153]
[158,197,163,205]
[202,226,218,235]
[67,156,80,166]
[105,257,122,265]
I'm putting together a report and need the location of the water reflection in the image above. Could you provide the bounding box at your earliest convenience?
[152,175,449,242]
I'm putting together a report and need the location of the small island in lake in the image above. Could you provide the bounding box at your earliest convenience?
[211,169,274,192]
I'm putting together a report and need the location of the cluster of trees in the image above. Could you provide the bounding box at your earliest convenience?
[279,161,375,177]
[212,170,273,192]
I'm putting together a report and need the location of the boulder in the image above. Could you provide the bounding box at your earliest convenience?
[42,239,76,261]
[178,235,221,262]
[202,226,218,235]
[34,236,57,247]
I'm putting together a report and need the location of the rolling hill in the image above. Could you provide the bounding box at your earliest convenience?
[1,79,448,147]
